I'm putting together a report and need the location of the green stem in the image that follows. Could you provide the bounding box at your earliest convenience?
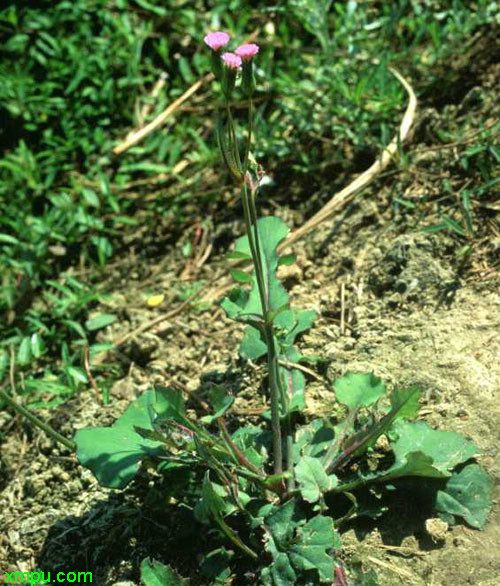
[264,324,283,476]
[0,387,76,451]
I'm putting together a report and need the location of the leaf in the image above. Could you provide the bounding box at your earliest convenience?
[226,250,252,261]
[240,325,267,360]
[230,269,253,284]
[17,337,32,365]
[435,464,492,529]
[289,515,340,581]
[199,472,257,559]
[261,553,296,586]
[66,366,88,385]
[221,217,290,322]
[140,558,188,586]
[295,456,337,503]
[74,390,164,488]
[263,501,339,584]
[278,253,297,266]
[333,373,386,410]
[200,548,233,583]
[358,420,480,485]
[200,386,235,424]
[81,188,100,208]
[281,308,316,345]
[390,420,479,475]
[0,351,8,380]
[30,333,45,358]
[389,387,421,420]
[152,386,189,426]
[85,313,116,331]
[0,233,20,245]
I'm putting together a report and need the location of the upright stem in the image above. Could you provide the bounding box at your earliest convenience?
[228,97,287,478]
[241,184,283,475]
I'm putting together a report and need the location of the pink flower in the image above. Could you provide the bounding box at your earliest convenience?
[221,52,242,70]
[204,31,230,51]
[235,43,260,60]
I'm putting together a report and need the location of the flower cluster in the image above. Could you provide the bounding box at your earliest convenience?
[204,31,259,97]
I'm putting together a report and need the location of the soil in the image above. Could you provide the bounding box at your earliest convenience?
[0,35,498,586]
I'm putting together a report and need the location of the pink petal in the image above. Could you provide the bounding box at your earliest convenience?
[235,43,260,60]
[204,31,230,51]
[221,52,242,70]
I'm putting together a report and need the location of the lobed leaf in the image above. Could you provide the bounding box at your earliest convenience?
[333,373,386,410]
[435,463,492,529]
[140,558,188,586]
[74,388,182,489]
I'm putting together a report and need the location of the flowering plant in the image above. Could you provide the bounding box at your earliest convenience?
[2,29,492,586]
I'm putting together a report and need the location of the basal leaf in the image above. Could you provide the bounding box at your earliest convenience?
[390,420,479,475]
[289,514,340,581]
[264,501,338,583]
[200,386,235,424]
[435,464,492,529]
[295,456,337,503]
[151,386,188,426]
[74,390,164,489]
[333,373,386,410]
[261,553,296,586]
[140,558,188,586]
[390,387,421,420]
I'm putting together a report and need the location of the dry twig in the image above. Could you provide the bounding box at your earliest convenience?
[113,74,213,155]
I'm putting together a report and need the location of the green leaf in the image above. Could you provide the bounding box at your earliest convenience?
[230,269,253,284]
[390,387,421,420]
[221,217,290,322]
[200,548,233,583]
[74,390,164,488]
[240,325,267,360]
[289,515,340,581]
[85,313,116,331]
[357,421,481,486]
[435,464,492,529]
[281,309,316,345]
[278,253,297,266]
[0,233,20,245]
[333,373,386,410]
[261,553,296,586]
[295,456,337,503]
[263,501,339,584]
[226,250,252,261]
[200,386,235,424]
[17,337,32,365]
[140,558,188,586]
[0,351,8,379]
[390,420,479,475]
[81,188,100,208]
[30,333,45,358]
[199,472,257,559]
[152,386,187,424]
[66,366,88,385]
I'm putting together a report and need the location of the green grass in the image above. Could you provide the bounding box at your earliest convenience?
[0,0,497,407]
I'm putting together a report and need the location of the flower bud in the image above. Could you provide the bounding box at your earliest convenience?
[221,52,242,98]
[204,31,230,81]
[235,43,259,96]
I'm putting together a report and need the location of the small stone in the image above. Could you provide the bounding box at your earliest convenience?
[425,517,448,542]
